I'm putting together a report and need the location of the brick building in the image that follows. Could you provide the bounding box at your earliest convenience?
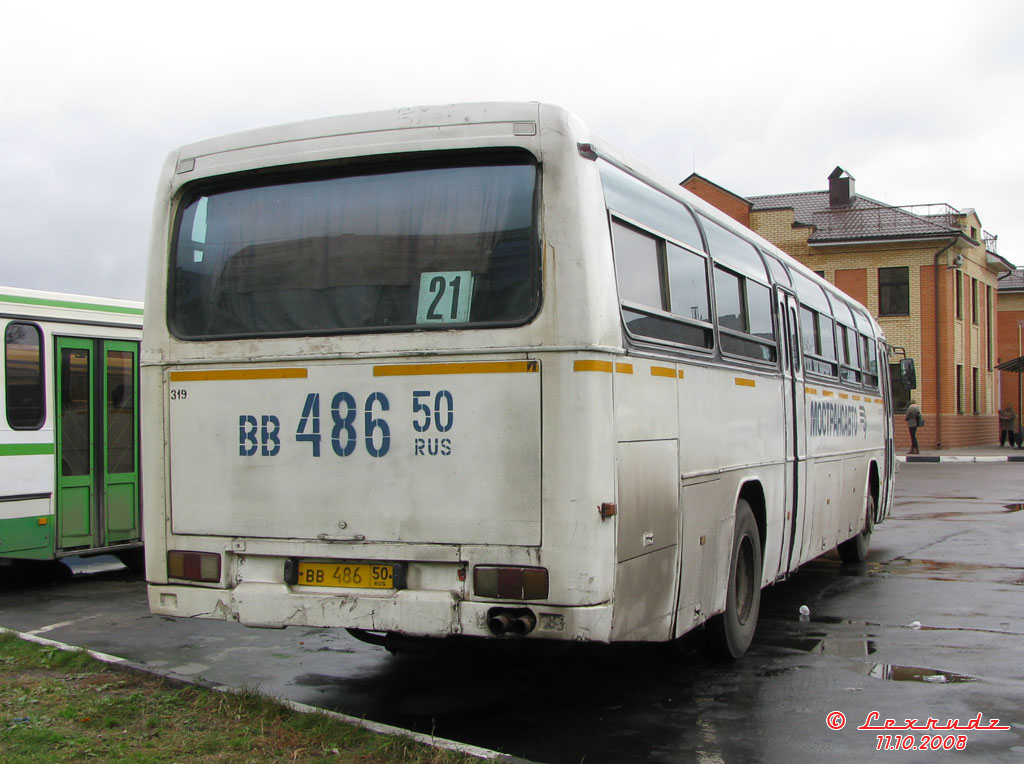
[996,269,1024,424]
[682,168,1014,449]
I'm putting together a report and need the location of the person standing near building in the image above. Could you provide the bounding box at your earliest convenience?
[998,404,1017,447]
[905,399,923,455]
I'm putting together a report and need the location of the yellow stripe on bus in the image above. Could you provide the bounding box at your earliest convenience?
[374,360,539,376]
[650,366,677,378]
[822,390,835,397]
[572,360,636,374]
[734,377,756,388]
[573,360,614,373]
[169,368,308,382]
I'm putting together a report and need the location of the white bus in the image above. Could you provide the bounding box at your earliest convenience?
[1,287,144,570]
[142,103,894,658]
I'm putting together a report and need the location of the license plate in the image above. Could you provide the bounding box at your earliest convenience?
[295,561,395,589]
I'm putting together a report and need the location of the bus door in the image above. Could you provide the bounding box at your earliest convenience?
[55,337,140,551]
[776,290,806,576]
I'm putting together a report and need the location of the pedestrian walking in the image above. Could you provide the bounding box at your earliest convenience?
[999,404,1017,447]
[905,399,923,455]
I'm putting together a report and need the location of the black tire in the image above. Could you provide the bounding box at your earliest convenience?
[703,500,762,660]
[838,494,875,564]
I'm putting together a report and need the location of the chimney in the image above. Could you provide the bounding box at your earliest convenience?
[828,166,855,207]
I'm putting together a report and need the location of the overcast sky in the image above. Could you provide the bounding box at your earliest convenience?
[3,0,1023,301]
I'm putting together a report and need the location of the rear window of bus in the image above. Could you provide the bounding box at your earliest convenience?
[169,153,540,339]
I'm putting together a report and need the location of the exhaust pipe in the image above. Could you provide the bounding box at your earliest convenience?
[510,612,537,636]
[487,608,537,636]
[487,612,513,636]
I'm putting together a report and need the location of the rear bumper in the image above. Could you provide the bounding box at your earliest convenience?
[148,583,613,642]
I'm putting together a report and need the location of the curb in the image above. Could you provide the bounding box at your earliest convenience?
[898,455,1024,463]
[0,627,532,764]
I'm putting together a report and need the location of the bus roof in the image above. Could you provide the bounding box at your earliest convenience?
[165,101,882,342]
[0,286,143,327]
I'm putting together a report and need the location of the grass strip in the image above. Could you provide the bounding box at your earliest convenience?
[0,631,487,763]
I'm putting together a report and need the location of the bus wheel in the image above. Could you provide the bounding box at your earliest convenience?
[703,500,762,660]
[838,494,875,564]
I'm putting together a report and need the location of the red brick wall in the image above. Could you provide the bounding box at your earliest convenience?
[680,178,750,227]
[834,268,868,306]
[997,300,1024,414]
[894,415,999,450]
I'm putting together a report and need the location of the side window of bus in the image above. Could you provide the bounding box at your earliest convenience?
[612,220,663,308]
[599,163,704,253]
[611,219,713,350]
[713,267,777,363]
[763,251,791,286]
[860,334,879,389]
[666,242,710,323]
[838,324,861,383]
[5,322,45,430]
[799,305,838,377]
[699,215,766,280]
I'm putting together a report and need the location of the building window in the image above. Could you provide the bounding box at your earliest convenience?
[955,272,963,320]
[986,285,993,370]
[972,367,980,414]
[956,364,964,414]
[971,279,979,324]
[878,266,909,316]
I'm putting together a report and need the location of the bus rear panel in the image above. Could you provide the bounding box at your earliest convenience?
[143,103,892,653]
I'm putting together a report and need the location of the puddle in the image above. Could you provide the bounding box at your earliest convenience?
[897,502,1024,520]
[759,634,977,684]
[859,664,976,684]
[755,666,806,678]
[761,632,877,658]
[872,558,1023,584]
[293,672,347,687]
[803,615,847,625]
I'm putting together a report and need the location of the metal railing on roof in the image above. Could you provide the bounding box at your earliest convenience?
[895,203,961,227]
[811,202,959,237]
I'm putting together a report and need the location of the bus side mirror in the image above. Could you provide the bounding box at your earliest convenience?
[900,358,917,390]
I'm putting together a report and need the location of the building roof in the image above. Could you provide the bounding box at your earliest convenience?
[997,269,1024,292]
[681,172,752,207]
[748,189,964,244]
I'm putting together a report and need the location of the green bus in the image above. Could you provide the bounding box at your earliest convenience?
[1,287,144,571]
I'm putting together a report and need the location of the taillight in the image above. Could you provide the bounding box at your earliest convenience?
[473,565,548,600]
[167,551,221,582]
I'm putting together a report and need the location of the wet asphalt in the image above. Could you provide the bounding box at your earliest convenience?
[2,460,1023,763]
